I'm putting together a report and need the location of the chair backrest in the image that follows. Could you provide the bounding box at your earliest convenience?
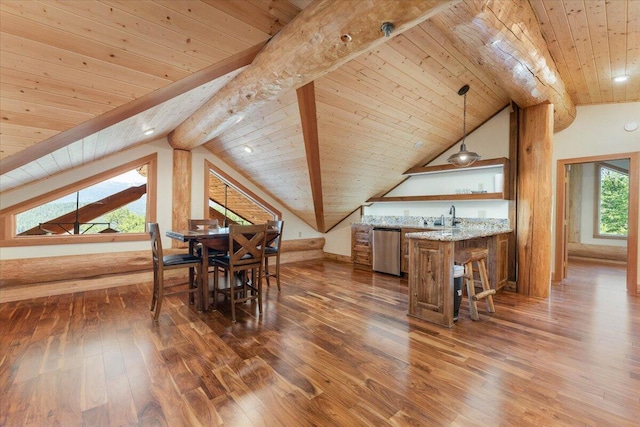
[148,222,162,265]
[266,220,284,251]
[228,224,267,267]
[188,219,219,231]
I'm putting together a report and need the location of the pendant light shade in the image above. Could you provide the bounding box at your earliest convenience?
[447,84,481,167]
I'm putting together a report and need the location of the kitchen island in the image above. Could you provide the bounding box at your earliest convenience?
[405,227,512,327]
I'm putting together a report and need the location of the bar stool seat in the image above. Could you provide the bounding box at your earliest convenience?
[454,247,496,321]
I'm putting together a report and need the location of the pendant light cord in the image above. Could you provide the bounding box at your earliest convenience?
[462,91,467,143]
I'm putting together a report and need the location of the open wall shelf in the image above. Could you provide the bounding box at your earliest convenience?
[367,158,510,203]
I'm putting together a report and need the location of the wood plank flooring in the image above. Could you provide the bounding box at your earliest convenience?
[1,259,638,426]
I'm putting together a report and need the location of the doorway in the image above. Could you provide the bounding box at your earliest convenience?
[554,153,639,294]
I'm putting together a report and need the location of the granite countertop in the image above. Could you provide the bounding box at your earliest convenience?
[355,215,511,241]
[404,227,512,242]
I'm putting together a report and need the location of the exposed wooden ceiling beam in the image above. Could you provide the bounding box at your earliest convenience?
[168,0,461,151]
[297,82,325,233]
[431,0,576,132]
[0,43,265,175]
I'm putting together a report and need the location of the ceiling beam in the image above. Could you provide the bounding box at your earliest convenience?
[297,82,325,233]
[431,0,576,132]
[0,43,265,175]
[168,0,461,151]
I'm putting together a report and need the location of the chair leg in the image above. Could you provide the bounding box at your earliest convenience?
[195,263,203,312]
[264,258,271,287]
[188,266,195,305]
[464,262,480,321]
[150,267,159,312]
[275,257,281,291]
[152,272,164,321]
[230,271,237,323]
[213,267,220,311]
[256,267,263,314]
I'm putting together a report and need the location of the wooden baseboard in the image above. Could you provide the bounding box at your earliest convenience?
[0,270,151,303]
[324,253,351,263]
[567,242,627,262]
[568,256,627,266]
[0,238,326,302]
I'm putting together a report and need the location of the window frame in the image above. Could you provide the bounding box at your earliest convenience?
[593,161,628,240]
[0,154,157,247]
[203,160,281,224]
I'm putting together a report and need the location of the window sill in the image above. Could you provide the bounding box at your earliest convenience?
[0,233,148,247]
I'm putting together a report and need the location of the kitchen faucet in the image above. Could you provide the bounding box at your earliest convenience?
[450,205,460,227]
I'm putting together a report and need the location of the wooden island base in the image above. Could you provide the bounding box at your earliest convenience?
[407,230,510,327]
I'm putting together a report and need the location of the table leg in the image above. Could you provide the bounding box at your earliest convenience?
[201,244,209,312]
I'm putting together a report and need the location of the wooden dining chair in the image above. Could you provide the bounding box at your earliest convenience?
[263,220,284,290]
[148,223,203,321]
[212,223,267,322]
[188,218,227,287]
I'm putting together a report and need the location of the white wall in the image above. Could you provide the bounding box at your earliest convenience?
[370,106,511,221]
[0,137,320,260]
[324,210,361,257]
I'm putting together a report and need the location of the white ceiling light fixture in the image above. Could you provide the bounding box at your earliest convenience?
[624,121,638,132]
[613,75,629,83]
[143,128,155,136]
[447,84,481,168]
[244,146,253,153]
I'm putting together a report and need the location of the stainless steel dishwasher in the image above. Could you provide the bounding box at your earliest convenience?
[372,227,401,276]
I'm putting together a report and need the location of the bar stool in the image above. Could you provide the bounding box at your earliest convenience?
[454,247,496,321]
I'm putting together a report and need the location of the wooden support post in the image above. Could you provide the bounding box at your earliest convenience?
[517,103,553,297]
[172,149,191,248]
[508,103,519,284]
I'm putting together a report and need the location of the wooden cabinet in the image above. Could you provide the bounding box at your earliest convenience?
[355,224,511,288]
[408,238,455,328]
[351,224,373,269]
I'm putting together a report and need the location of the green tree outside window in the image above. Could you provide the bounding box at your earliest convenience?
[598,165,628,237]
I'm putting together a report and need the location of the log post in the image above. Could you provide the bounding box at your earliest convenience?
[517,103,553,297]
[172,149,191,248]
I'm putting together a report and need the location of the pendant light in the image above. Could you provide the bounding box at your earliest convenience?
[447,84,481,167]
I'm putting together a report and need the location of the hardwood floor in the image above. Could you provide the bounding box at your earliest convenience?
[1,259,638,426]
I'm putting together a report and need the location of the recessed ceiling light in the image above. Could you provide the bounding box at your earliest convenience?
[624,121,638,132]
[613,75,629,82]
[143,128,155,135]
[414,141,424,149]
[244,146,253,153]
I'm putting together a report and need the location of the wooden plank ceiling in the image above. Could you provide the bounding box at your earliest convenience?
[1,0,638,233]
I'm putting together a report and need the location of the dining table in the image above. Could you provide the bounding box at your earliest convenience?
[166,226,279,312]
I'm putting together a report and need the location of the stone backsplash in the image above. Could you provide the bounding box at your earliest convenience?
[360,215,510,230]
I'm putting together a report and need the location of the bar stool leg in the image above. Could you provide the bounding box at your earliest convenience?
[477,258,495,313]
[464,262,480,321]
